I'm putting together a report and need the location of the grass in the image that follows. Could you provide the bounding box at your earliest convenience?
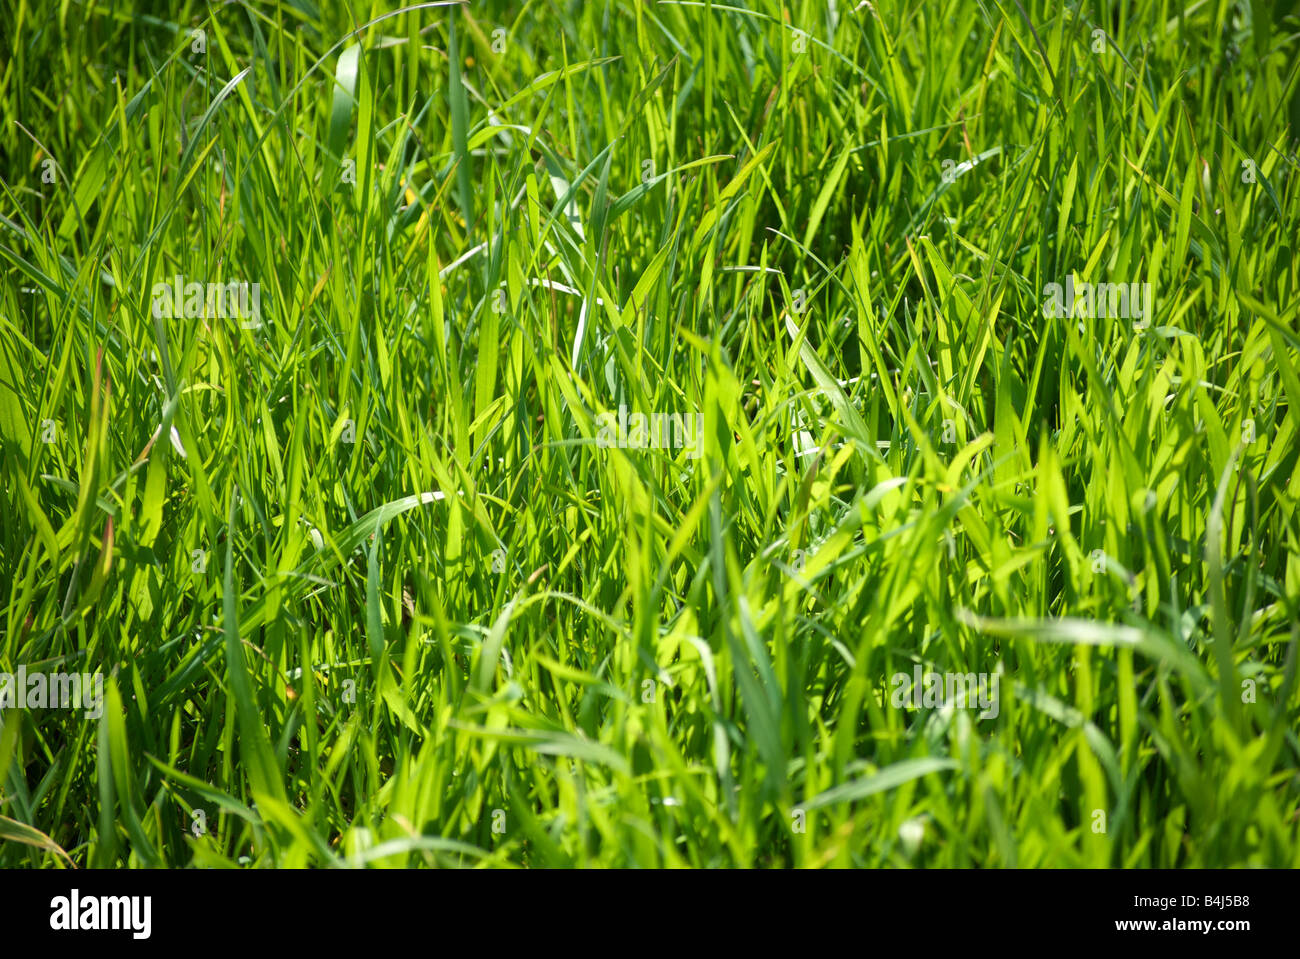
[1,0,1299,868]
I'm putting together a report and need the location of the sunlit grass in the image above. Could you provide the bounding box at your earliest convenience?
[1,0,1298,867]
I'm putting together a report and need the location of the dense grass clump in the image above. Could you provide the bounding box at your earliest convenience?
[1,0,1299,867]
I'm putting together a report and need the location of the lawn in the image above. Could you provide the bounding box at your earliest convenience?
[1,0,1299,868]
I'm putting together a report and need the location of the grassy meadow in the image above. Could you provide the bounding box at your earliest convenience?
[1,0,1300,867]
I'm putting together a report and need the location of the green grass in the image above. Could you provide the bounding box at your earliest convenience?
[1,0,1299,868]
